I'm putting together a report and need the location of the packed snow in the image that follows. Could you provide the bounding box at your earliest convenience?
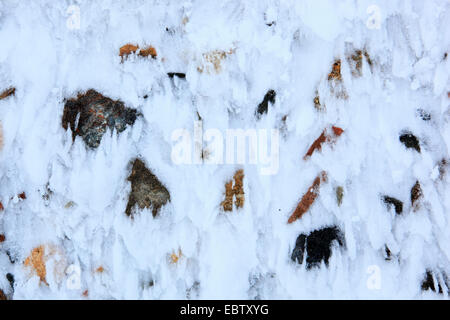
[0,0,449,299]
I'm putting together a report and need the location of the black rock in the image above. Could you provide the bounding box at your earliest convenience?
[125,159,171,217]
[62,89,138,149]
[383,196,403,214]
[399,132,421,153]
[291,226,344,269]
[416,109,431,121]
[256,90,276,118]
[421,270,447,294]
[167,72,186,79]
[6,273,14,290]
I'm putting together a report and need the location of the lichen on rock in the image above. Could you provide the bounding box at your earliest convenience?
[62,89,138,149]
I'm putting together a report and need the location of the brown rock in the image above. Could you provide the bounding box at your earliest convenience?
[139,46,157,58]
[336,186,344,206]
[125,159,171,217]
[288,171,327,224]
[0,87,15,100]
[221,169,245,211]
[328,60,342,81]
[411,180,423,210]
[198,49,235,74]
[18,192,26,200]
[304,126,344,160]
[0,289,6,300]
[0,234,5,243]
[0,202,4,211]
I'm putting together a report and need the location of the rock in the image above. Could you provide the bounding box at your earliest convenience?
[421,270,448,294]
[288,171,327,224]
[411,180,423,210]
[197,49,235,74]
[336,186,344,206]
[416,109,431,121]
[304,126,344,160]
[383,196,403,215]
[291,226,344,269]
[125,159,171,217]
[24,245,47,284]
[256,90,276,118]
[438,158,447,180]
[0,87,15,100]
[221,169,245,212]
[0,234,5,243]
[384,245,392,261]
[169,249,183,264]
[18,192,26,200]
[313,94,324,111]
[0,202,3,211]
[62,89,137,149]
[167,72,186,79]
[328,60,342,81]
[0,289,6,300]
[399,132,421,153]
[6,273,14,290]
[119,44,157,61]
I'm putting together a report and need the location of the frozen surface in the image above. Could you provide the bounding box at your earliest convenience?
[0,0,449,299]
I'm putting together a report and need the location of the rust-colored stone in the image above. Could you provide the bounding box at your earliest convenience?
[24,245,47,283]
[0,234,5,243]
[304,126,344,160]
[0,202,4,211]
[169,249,182,264]
[119,44,139,58]
[18,192,26,200]
[0,289,6,300]
[288,171,327,224]
[139,46,157,58]
[221,169,245,211]
[328,60,342,81]
[96,266,105,273]
[0,87,15,100]
[120,44,157,61]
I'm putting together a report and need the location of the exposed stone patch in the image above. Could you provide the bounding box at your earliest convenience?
[119,43,157,61]
[221,169,245,212]
[399,132,421,153]
[256,89,276,118]
[167,72,186,79]
[383,196,403,215]
[421,270,449,294]
[24,245,47,284]
[336,186,344,206]
[328,60,342,81]
[125,159,171,217]
[62,89,138,149]
[303,126,344,160]
[0,234,5,243]
[0,289,6,300]
[0,87,15,100]
[197,49,235,74]
[169,249,183,264]
[288,171,327,224]
[291,226,344,269]
[411,180,423,211]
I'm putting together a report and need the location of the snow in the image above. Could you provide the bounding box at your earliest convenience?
[0,0,449,299]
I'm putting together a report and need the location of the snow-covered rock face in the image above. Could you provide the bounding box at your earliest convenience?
[0,0,449,299]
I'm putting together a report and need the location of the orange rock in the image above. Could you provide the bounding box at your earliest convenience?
[0,234,5,243]
[18,192,26,200]
[221,169,245,211]
[0,289,6,300]
[24,245,47,283]
[96,266,104,273]
[0,201,4,211]
[288,171,327,224]
[169,249,182,264]
[120,44,157,61]
[82,290,89,297]
[304,126,344,160]
[119,44,139,58]
[328,60,342,81]
[139,46,157,58]
[0,87,15,100]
